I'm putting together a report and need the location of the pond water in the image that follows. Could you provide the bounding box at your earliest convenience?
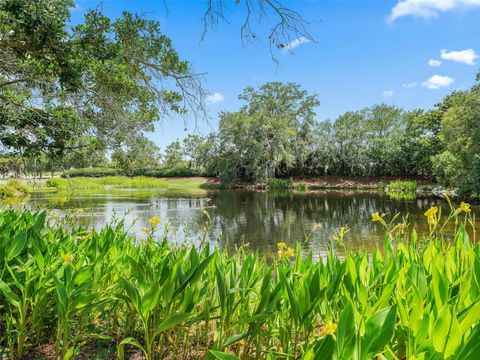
[25,189,479,256]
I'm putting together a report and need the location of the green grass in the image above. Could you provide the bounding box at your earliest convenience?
[43,176,217,191]
[0,204,478,359]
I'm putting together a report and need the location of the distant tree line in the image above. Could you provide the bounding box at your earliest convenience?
[158,78,479,197]
[2,77,480,197]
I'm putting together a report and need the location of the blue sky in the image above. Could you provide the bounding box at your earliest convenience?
[71,0,480,149]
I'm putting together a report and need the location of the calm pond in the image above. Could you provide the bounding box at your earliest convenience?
[25,189,479,256]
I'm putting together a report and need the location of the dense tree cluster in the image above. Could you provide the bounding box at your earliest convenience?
[2,78,480,198]
[155,80,480,197]
[1,1,480,197]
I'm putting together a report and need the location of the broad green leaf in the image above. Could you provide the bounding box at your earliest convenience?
[362,306,397,358]
[118,337,146,359]
[7,230,27,260]
[73,266,91,285]
[433,305,462,358]
[0,279,20,307]
[154,313,190,337]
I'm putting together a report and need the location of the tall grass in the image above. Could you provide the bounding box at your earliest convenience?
[0,203,479,359]
[267,178,293,191]
[45,176,214,191]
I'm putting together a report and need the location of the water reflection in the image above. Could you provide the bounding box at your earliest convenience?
[25,189,478,256]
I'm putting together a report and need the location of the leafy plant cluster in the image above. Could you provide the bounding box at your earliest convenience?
[0,179,29,199]
[0,206,479,359]
[385,181,417,193]
[267,178,293,191]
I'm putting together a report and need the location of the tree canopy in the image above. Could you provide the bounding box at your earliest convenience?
[0,0,204,157]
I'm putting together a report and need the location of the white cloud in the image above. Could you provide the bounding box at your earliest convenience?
[205,92,224,104]
[440,49,479,65]
[282,37,311,52]
[388,0,480,22]
[402,82,418,88]
[422,75,454,89]
[428,59,442,67]
[382,90,394,97]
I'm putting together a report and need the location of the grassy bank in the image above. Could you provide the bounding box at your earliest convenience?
[0,204,479,359]
[294,176,431,190]
[39,176,219,191]
[2,175,431,194]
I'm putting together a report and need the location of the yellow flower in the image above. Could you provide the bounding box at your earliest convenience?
[320,321,337,337]
[277,242,287,250]
[460,202,471,213]
[149,216,161,228]
[63,253,73,264]
[142,226,150,234]
[424,206,438,218]
[285,247,295,258]
[371,212,384,222]
[59,196,68,205]
[424,206,438,226]
[313,223,322,230]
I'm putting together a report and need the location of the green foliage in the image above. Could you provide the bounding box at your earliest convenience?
[40,176,211,191]
[5,179,28,195]
[0,185,16,199]
[431,151,463,187]
[45,178,63,188]
[266,178,293,190]
[457,155,480,200]
[132,167,209,177]
[296,182,307,192]
[0,208,479,358]
[309,105,432,177]
[0,0,202,155]
[430,84,480,197]
[163,140,186,169]
[0,179,29,199]
[215,82,319,182]
[111,137,162,175]
[385,180,417,192]
[61,167,122,178]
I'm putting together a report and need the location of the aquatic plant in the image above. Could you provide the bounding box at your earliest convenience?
[0,180,29,200]
[267,178,293,191]
[0,204,479,359]
[296,183,307,192]
[385,180,417,192]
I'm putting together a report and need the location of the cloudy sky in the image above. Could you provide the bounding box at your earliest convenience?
[72,0,480,148]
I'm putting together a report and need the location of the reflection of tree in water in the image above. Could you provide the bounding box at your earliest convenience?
[207,191,449,254]
[26,190,478,256]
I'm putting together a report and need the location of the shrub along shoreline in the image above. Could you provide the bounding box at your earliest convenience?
[0,205,479,359]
